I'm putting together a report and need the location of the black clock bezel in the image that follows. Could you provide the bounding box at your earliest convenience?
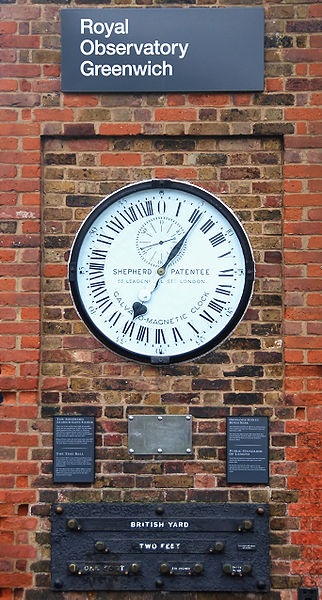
[68,179,255,364]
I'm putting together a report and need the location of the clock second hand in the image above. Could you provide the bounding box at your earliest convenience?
[132,217,201,320]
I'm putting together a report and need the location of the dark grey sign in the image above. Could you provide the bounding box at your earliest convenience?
[53,416,95,483]
[227,416,269,484]
[51,502,270,592]
[61,8,264,93]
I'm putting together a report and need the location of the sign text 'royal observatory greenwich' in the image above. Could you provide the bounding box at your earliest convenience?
[61,8,264,93]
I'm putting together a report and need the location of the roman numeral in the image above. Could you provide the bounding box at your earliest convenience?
[89,262,105,280]
[137,325,149,343]
[137,200,153,217]
[106,216,125,234]
[96,295,113,313]
[155,328,166,344]
[89,262,104,273]
[90,280,105,291]
[108,311,122,326]
[208,298,226,313]
[215,285,232,296]
[157,199,166,214]
[175,202,182,217]
[189,209,202,225]
[200,218,215,234]
[209,232,225,247]
[200,296,227,321]
[119,205,139,224]
[97,234,114,246]
[219,268,234,277]
[90,280,107,298]
[90,249,108,260]
[200,310,215,323]
[172,327,183,343]
[122,321,135,338]
[188,322,199,335]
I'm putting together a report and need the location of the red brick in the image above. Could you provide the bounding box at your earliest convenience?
[0,1,321,596]
[99,123,142,135]
[155,108,197,121]
[101,153,142,166]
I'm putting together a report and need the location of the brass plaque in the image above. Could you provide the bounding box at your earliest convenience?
[128,415,192,455]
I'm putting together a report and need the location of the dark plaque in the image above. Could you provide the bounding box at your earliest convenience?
[53,416,95,483]
[61,8,264,93]
[227,416,269,484]
[51,502,270,592]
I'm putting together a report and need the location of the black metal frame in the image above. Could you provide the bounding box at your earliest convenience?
[51,502,269,592]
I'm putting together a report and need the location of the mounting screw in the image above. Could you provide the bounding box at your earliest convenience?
[157,415,163,420]
[186,415,191,420]
[95,540,108,553]
[67,518,80,531]
[208,541,224,554]
[160,563,170,574]
[129,448,134,453]
[193,563,204,574]
[223,563,232,574]
[130,563,140,574]
[256,506,265,515]
[157,448,163,453]
[55,505,63,514]
[129,415,134,420]
[156,505,164,515]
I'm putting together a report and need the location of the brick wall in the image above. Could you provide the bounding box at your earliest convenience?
[0,1,321,600]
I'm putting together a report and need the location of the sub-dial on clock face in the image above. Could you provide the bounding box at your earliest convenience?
[68,179,255,364]
[136,217,185,268]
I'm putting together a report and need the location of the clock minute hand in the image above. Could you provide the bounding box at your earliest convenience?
[132,219,200,320]
[158,219,199,275]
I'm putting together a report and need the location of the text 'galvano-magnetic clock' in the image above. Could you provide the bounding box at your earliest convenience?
[68,179,255,364]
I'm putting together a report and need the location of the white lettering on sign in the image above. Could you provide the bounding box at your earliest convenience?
[168,521,189,528]
[139,542,181,551]
[80,39,189,60]
[130,521,165,529]
[80,61,173,79]
[80,18,129,39]
[130,521,189,529]
[78,16,190,82]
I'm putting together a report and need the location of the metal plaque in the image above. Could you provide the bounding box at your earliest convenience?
[128,415,192,455]
[53,416,95,483]
[227,416,269,484]
[51,502,270,592]
[61,8,264,93]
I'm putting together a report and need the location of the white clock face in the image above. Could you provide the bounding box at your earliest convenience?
[69,180,255,364]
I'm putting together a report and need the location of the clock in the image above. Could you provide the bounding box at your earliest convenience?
[68,179,255,364]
